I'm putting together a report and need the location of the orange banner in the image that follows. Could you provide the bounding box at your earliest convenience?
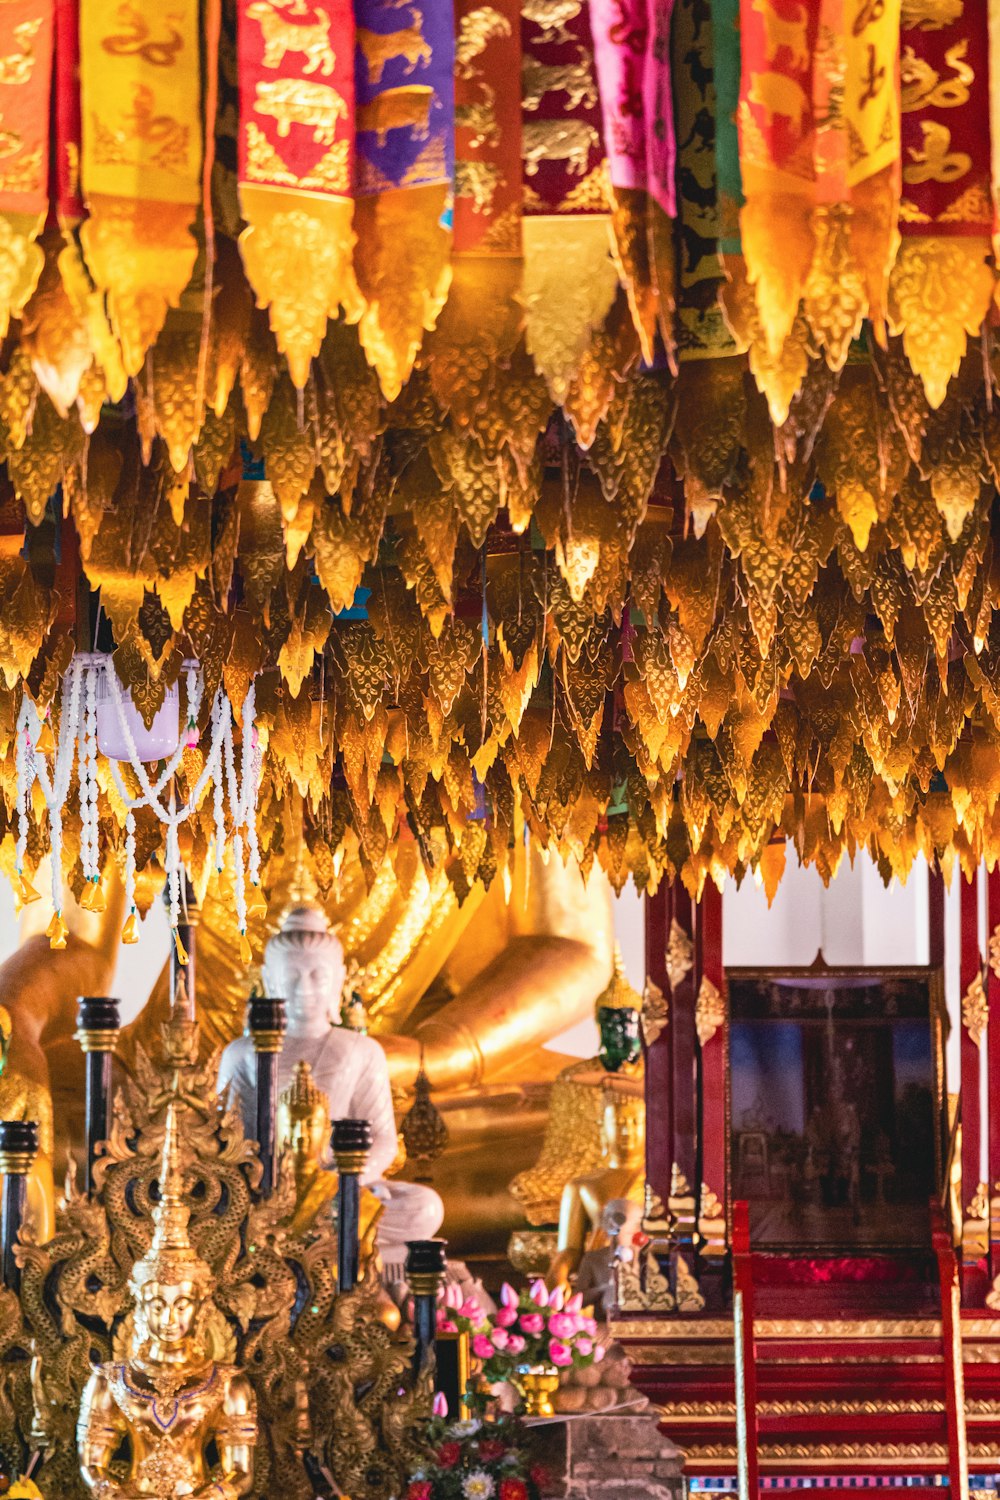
[0,0,54,335]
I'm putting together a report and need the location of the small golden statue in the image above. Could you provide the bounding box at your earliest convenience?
[76,1102,257,1500]
[547,1082,645,1292]
[276,1061,399,1330]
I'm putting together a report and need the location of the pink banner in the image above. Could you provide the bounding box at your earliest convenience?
[590,0,674,215]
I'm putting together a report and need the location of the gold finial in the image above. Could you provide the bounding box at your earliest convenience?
[130,1102,213,1296]
[594,945,643,1013]
[280,1061,329,1122]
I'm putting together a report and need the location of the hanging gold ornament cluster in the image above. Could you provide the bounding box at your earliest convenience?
[4,329,1000,911]
[0,0,999,912]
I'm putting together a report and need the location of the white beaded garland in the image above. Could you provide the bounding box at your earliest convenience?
[15,654,260,949]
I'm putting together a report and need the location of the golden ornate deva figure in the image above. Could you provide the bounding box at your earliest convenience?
[547,1082,646,1293]
[76,1102,257,1500]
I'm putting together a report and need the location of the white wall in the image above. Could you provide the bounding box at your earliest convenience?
[0,881,170,1025]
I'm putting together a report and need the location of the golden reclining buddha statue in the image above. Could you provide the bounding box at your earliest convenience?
[0,820,624,1255]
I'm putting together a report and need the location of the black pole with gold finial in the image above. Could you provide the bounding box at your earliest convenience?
[0,1120,37,1290]
[75,996,121,1195]
[332,1118,372,1293]
[406,1239,448,1373]
[247,994,286,1196]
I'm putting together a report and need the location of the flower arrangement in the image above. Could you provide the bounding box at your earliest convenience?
[471,1281,603,1383]
[406,1413,546,1500]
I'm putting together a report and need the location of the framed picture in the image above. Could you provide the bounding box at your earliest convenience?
[726,961,945,1252]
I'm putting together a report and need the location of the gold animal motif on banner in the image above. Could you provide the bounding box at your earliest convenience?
[900,0,963,27]
[254,78,348,142]
[750,0,809,70]
[521,0,583,46]
[455,5,511,77]
[102,3,184,66]
[522,118,597,176]
[358,84,434,145]
[455,83,498,148]
[247,0,337,76]
[356,16,432,85]
[900,40,973,112]
[0,19,41,87]
[521,49,597,111]
[746,71,808,132]
[91,85,190,173]
[903,119,971,184]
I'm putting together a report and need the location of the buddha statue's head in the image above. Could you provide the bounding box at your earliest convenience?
[263,906,345,1036]
[595,948,642,1074]
[129,1102,214,1370]
[277,1061,331,1179]
[600,1087,645,1170]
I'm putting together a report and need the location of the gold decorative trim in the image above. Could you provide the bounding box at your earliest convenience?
[963,971,988,1049]
[665,917,693,993]
[641,977,668,1047]
[695,976,725,1047]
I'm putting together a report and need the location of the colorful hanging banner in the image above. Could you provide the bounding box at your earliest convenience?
[519,0,618,403]
[712,0,742,257]
[79,0,202,373]
[55,0,83,225]
[454,0,522,254]
[590,0,671,360]
[238,0,360,387]
[674,0,734,360]
[737,0,902,414]
[891,0,994,406]
[0,0,54,336]
[352,0,455,399]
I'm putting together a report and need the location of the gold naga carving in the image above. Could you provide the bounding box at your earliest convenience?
[17,1001,429,1500]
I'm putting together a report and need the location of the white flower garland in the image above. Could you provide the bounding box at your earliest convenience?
[15,654,261,956]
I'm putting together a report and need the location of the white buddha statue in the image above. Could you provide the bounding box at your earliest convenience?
[217,907,443,1265]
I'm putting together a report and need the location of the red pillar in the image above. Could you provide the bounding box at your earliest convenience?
[698,881,727,1223]
[644,883,673,1214]
[988,870,1000,1287]
[960,868,985,1301]
[671,884,700,1206]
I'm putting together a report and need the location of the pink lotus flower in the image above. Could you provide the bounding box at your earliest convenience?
[593,1343,606,1362]
[548,1313,576,1340]
[576,1337,593,1357]
[495,1305,518,1328]
[437,1318,458,1334]
[549,1285,565,1311]
[472,1333,495,1359]
[566,1293,583,1313]
[549,1339,573,1367]
[519,1313,544,1335]
[507,1334,525,1355]
[529,1280,548,1306]
[432,1392,449,1417]
[500,1283,518,1308]
[460,1300,482,1322]
[490,1327,510,1350]
[582,1317,598,1336]
[444,1284,463,1310]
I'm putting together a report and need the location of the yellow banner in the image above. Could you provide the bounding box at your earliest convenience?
[81,0,202,204]
[78,0,203,375]
[845,0,901,188]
